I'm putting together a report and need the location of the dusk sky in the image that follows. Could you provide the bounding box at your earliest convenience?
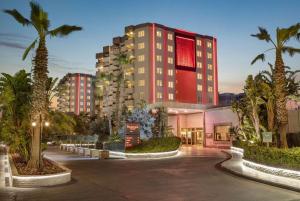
[0,0,299,93]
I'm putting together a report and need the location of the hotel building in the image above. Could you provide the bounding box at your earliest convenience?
[57,73,95,115]
[95,23,236,148]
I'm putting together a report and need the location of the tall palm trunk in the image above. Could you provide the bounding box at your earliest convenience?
[274,50,288,148]
[114,75,122,133]
[251,103,261,141]
[266,99,275,131]
[28,38,48,169]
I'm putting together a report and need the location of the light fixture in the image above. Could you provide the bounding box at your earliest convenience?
[45,121,50,127]
[31,122,37,127]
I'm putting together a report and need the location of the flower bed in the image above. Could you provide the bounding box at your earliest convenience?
[11,154,64,175]
[126,137,181,153]
[243,146,300,170]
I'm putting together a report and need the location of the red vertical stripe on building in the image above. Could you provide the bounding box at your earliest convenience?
[149,24,156,103]
[76,74,80,115]
[84,75,87,112]
[213,38,219,105]
[201,38,207,104]
[163,28,168,101]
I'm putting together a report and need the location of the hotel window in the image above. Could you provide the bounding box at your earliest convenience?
[197,84,202,91]
[168,57,173,64]
[168,45,173,52]
[208,64,213,70]
[156,67,163,74]
[138,67,145,74]
[197,62,202,68]
[87,102,90,106]
[87,77,91,81]
[138,42,145,49]
[156,30,162,37]
[168,69,174,76]
[87,108,90,112]
[87,96,91,100]
[207,53,212,59]
[138,30,145,37]
[156,80,163,87]
[196,51,202,57]
[80,77,84,80]
[80,83,84,87]
[157,92,162,99]
[208,86,213,92]
[207,41,212,48]
[168,33,173,40]
[87,83,91,87]
[156,55,162,62]
[87,89,91,94]
[197,73,202,79]
[156,42,162,50]
[138,55,145,62]
[139,92,144,99]
[168,81,174,88]
[168,93,174,100]
[72,77,75,80]
[138,80,145,86]
[80,95,83,99]
[208,75,213,81]
[80,102,83,106]
[197,39,202,46]
[214,125,231,141]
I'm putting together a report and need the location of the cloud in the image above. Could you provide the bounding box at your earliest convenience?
[0,32,32,40]
[0,41,26,50]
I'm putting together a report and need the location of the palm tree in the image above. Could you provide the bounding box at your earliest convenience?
[4,2,82,168]
[45,77,59,110]
[113,53,134,133]
[244,75,264,141]
[251,24,300,148]
[0,70,32,160]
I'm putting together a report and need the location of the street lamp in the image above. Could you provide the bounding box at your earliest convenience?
[45,121,50,127]
[31,122,37,127]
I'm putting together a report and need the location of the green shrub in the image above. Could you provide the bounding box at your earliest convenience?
[244,146,300,170]
[126,137,181,153]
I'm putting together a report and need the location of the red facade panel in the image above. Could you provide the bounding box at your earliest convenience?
[175,36,195,68]
[175,69,197,103]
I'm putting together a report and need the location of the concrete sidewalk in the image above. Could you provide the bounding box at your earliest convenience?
[221,150,300,192]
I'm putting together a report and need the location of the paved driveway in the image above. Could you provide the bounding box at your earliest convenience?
[0,146,299,201]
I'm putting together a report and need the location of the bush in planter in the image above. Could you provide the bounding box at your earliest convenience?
[243,146,300,170]
[126,137,181,153]
[287,132,300,147]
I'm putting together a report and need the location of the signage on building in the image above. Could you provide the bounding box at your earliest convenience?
[125,123,140,148]
[262,132,272,143]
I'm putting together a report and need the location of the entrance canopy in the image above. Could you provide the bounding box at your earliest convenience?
[150,102,211,114]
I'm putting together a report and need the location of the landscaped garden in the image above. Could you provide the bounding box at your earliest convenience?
[231,23,300,170]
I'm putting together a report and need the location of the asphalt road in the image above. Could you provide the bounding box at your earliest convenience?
[0,147,300,201]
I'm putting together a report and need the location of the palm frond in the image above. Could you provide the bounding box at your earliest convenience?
[251,27,272,42]
[282,46,300,56]
[22,38,37,60]
[48,25,82,37]
[251,53,265,65]
[278,23,300,44]
[3,9,31,26]
[29,1,50,31]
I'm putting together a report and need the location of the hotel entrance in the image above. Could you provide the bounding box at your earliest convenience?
[180,128,203,146]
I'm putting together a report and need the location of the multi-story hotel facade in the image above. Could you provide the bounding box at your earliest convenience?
[96,23,235,148]
[57,73,95,115]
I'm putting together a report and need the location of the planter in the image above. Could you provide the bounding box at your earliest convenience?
[83,148,91,156]
[9,156,71,188]
[90,149,99,158]
[99,150,109,159]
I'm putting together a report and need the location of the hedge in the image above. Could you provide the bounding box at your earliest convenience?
[126,137,181,153]
[243,146,300,170]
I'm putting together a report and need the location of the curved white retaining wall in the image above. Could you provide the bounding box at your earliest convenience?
[243,159,300,180]
[110,149,180,159]
[231,146,300,180]
[9,156,71,188]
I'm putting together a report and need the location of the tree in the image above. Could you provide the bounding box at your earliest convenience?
[113,53,134,133]
[4,2,82,168]
[45,77,59,110]
[0,70,32,161]
[251,24,300,148]
[45,111,76,137]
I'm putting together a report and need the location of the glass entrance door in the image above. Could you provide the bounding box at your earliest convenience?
[180,128,203,146]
